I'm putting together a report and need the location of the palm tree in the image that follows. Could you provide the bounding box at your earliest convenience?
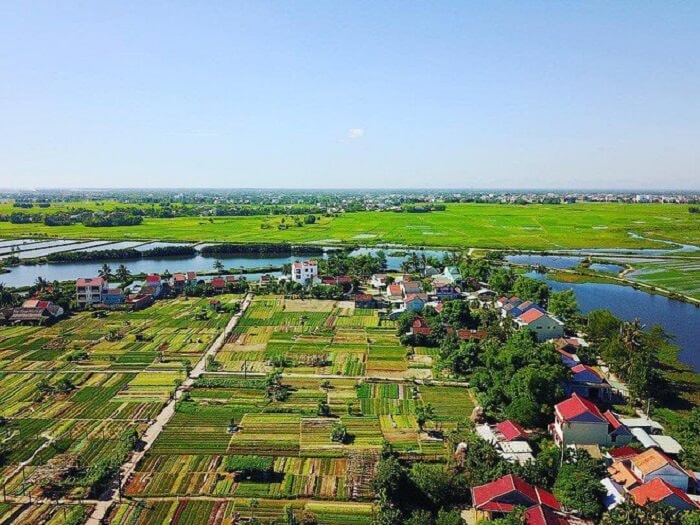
[0,283,13,307]
[34,276,49,292]
[115,264,131,284]
[98,264,113,281]
[213,259,224,274]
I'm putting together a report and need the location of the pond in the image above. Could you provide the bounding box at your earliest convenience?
[505,255,583,269]
[0,246,444,287]
[525,272,700,372]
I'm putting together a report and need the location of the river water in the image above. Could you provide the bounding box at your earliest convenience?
[525,272,700,372]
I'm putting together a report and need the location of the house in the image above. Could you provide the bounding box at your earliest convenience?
[456,329,488,341]
[211,277,226,293]
[523,505,592,525]
[354,294,376,309]
[76,277,108,307]
[600,478,627,510]
[475,420,534,466]
[291,260,318,285]
[515,309,564,341]
[370,274,388,289]
[125,294,154,310]
[430,278,461,300]
[186,271,198,285]
[172,273,187,292]
[8,300,64,325]
[145,273,162,286]
[551,394,611,446]
[603,411,634,447]
[629,479,697,511]
[102,287,125,306]
[411,317,433,337]
[443,266,462,284]
[423,265,440,277]
[567,364,612,401]
[386,283,404,305]
[400,280,422,296]
[403,293,428,312]
[471,474,561,521]
[629,448,692,491]
[320,275,352,287]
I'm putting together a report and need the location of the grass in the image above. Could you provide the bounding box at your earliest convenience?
[1,202,699,250]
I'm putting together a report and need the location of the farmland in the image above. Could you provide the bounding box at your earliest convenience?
[110,295,473,523]
[0,295,243,505]
[1,202,699,250]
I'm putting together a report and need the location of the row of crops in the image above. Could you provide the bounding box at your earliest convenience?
[0,295,243,503]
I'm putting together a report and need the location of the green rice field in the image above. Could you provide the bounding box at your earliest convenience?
[1,203,698,250]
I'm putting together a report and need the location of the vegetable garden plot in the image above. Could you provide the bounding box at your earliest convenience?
[417,385,474,430]
[228,413,301,455]
[283,299,337,312]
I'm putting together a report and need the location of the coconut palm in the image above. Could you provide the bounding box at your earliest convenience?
[98,264,113,281]
[0,283,13,307]
[115,264,131,284]
[34,276,49,292]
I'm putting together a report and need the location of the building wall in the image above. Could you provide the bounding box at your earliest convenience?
[557,420,609,446]
[527,316,564,341]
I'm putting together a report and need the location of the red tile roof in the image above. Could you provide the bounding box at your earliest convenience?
[211,278,226,288]
[524,505,580,525]
[146,274,161,283]
[404,293,427,303]
[497,420,528,442]
[456,329,488,341]
[355,294,373,302]
[76,277,105,287]
[472,475,561,513]
[518,308,546,324]
[387,284,402,296]
[571,364,600,377]
[631,448,684,477]
[630,478,696,508]
[186,271,197,279]
[173,273,186,281]
[603,411,624,430]
[608,446,640,460]
[555,394,606,423]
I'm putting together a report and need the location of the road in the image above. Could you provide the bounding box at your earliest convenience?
[85,293,253,525]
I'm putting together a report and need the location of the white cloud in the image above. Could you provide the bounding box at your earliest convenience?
[346,128,365,141]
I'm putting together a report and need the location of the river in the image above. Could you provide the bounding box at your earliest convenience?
[525,271,700,372]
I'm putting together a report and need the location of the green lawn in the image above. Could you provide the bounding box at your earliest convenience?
[1,203,699,250]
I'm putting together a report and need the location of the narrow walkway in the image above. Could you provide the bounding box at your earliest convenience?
[86,293,253,525]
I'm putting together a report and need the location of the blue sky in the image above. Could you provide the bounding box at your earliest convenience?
[1,1,698,189]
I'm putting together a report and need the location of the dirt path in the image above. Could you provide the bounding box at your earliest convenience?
[86,293,253,525]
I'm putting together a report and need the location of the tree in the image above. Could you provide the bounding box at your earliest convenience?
[548,289,578,320]
[213,259,224,274]
[599,500,683,525]
[409,463,469,509]
[435,509,462,525]
[553,455,605,519]
[440,299,474,328]
[404,509,433,525]
[600,319,666,404]
[35,276,49,292]
[512,276,549,305]
[587,309,622,342]
[98,264,113,281]
[317,399,331,416]
[471,330,567,427]
[115,264,131,284]
[415,403,435,432]
[330,423,347,443]
[373,456,406,504]
[0,283,14,307]
[264,371,289,402]
[488,267,515,295]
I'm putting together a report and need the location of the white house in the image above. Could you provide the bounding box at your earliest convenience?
[515,308,564,341]
[629,448,692,492]
[551,394,610,446]
[291,260,318,285]
[76,277,108,307]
